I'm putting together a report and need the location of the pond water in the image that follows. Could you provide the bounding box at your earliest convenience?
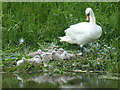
[2,72,119,88]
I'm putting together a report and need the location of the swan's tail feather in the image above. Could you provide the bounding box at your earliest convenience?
[59,36,76,44]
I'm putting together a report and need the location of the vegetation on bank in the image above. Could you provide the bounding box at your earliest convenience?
[2,2,119,74]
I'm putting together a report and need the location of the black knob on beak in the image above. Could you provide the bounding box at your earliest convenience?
[86,13,90,22]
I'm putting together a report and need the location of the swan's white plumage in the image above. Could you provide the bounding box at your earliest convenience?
[59,8,102,47]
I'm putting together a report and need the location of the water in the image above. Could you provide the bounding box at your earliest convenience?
[2,72,119,88]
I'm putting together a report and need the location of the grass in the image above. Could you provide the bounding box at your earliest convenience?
[2,2,119,74]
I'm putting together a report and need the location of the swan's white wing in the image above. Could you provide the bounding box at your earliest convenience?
[65,22,91,41]
[64,22,102,45]
[68,22,88,33]
[96,25,102,38]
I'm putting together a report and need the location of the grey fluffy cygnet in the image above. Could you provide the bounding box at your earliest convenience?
[61,51,70,60]
[41,53,52,67]
[57,48,65,55]
[27,55,42,64]
[52,51,62,60]
[41,53,52,62]
[28,49,42,57]
[16,57,26,66]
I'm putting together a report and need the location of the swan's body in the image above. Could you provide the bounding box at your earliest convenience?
[59,8,102,52]
[60,22,102,45]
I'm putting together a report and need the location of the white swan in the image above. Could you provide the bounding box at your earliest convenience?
[59,8,102,53]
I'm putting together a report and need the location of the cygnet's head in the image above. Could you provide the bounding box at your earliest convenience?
[45,52,51,56]
[57,48,64,54]
[58,48,64,51]
[34,55,40,58]
[22,57,26,60]
[52,51,56,55]
[37,49,42,52]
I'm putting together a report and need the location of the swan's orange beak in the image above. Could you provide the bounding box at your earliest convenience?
[86,15,90,22]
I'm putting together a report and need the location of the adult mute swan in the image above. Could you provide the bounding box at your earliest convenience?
[59,8,102,53]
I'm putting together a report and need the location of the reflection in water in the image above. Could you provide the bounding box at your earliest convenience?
[2,72,119,88]
[16,74,24,88]
[28,73,82,84]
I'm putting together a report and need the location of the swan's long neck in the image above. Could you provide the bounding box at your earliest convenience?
[90,10,96,24]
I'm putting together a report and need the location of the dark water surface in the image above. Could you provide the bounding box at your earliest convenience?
[2,72,119,88]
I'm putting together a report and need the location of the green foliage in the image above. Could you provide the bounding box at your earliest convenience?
[2,2,119,73]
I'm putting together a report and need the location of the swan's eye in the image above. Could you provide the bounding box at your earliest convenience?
[87,13,90,16]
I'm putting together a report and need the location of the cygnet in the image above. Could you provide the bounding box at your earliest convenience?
[61,51,70,60]
[42,53,52,62]
[57,48,65,55]
[16,57,26,66]
[52,51,62,60]
[41,53,52,67]
[28,49,42,57]
[27,55,42,64]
